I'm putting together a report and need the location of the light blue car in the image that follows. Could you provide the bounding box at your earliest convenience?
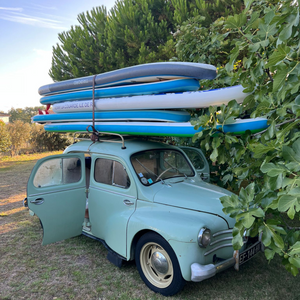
[24,136,261,296]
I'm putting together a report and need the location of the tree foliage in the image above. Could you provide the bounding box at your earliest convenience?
[175,0,300,275]
[30,125,71,152]
[6,121,31,156]
[0,121,11,153]
[9,107,44,124]
[50,0,243,81]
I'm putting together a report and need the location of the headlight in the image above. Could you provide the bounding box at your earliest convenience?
[198,227,211,248]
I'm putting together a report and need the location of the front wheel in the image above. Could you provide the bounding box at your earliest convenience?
[135,232,185,296]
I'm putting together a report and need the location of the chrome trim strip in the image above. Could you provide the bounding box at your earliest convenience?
[204,243,233,256]
[29,186,86,197]
[90,186,136,199]
[210,237,232,246]
[213,230,233,237]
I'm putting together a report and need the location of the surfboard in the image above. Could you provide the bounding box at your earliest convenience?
[32,110,191,124]
[52,85,246,112]
[43,118,268,137]
[38,62,217,96]
[40,79,200,105]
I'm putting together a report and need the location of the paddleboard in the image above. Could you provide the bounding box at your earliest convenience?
[52,85,246,113]
[43,118,268,137]
[32,110,191,123]
[40,79,200,105]
[38,62,217,96]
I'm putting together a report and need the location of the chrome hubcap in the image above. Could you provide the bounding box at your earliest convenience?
[151,251,169,274]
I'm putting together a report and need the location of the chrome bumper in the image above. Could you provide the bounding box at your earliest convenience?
[191,240,262,282]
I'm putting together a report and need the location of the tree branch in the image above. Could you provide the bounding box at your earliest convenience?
[251,118,298,137]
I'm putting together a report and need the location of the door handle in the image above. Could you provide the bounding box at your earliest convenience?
[30,198,44,205]
[123,199,134,206]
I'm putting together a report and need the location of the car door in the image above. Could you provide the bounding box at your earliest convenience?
[27,153,86,245]
[179,146,210,182]
[88,155,137,258]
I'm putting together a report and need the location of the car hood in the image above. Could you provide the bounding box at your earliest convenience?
[153,180,235,228]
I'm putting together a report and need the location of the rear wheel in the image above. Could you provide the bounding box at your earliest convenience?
[135,232,185,296]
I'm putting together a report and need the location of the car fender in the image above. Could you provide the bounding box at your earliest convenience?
[127,200,229,280]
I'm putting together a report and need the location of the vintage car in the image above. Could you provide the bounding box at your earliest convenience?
[24,135,261,296]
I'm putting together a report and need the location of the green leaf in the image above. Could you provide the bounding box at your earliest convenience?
[249,143,274,158]
[265,45,290,68]
[288,187,300,196]
[265,248,275,260]
[220,194,240,209]
[237,211,255,228]
[272,232,285,249]
[251,207,265,218]
[289,241,300,255]
[244,0,255,11]
[225,13,247,29]
[258,22,277,38]
[279,195,300,219]
[264,120,276,140]
[279,25,292,42]
[210,148,218,162]
[261,226,272,246]
[260,162,285,177]
[232,232,244,250]
[269,173,283,190]
[285,263,299,276]
[226,46,240,72]
[289,257,300,268]
[273,65,289,92]
[264,10,275,25]
[282,145,300,164]
[286,162,300,172]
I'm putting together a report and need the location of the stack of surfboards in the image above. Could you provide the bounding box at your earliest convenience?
[33,62,268,137]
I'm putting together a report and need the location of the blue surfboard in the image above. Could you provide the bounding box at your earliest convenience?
[32,110,191,123]
[40,79,200,105]
[44,118,268,137]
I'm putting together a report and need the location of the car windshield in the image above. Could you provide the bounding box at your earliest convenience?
[131,149,195,185]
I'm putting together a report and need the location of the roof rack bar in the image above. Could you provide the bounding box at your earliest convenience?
[73,131,126,149]
[97,131,126,149]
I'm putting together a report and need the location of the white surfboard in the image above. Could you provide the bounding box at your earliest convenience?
[52,85,246,113]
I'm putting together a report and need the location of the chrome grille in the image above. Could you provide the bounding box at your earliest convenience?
[204,229,233,256]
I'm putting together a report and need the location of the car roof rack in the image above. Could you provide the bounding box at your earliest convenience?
[73,131,127,149]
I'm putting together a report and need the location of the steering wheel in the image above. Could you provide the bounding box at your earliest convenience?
[156,167,173,182]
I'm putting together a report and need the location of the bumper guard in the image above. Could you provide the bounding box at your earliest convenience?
[191,240,262,282]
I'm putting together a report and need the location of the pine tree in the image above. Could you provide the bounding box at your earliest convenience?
[49,0,243,81]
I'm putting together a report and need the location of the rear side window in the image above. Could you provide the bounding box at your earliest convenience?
[33,157,82,188]
[94,158,130,189]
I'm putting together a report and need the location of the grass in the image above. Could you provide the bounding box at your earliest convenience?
[1,153,300,300]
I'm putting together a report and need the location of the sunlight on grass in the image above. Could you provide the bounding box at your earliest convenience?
[0,151,62,164]
[0,221,19,234]
[0,207,26,216]
[0,194,26,206]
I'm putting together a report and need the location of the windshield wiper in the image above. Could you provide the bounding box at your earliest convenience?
[163,159,187,179]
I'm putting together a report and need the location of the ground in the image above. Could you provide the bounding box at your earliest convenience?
[0,153,300,300]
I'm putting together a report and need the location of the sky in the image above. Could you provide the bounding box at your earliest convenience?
[0,0,116,113]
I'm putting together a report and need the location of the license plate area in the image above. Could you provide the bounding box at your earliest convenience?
[239,241,261,265]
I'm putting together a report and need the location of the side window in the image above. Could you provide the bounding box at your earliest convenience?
[33,157,82,188]
[94,158,130,189]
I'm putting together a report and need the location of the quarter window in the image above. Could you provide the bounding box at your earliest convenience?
[33,157,82,188]
[94,158,130,189]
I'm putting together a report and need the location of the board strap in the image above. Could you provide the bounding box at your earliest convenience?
[86,74,100,141]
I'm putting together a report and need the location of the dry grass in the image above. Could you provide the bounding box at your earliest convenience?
[0,154,300,300]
